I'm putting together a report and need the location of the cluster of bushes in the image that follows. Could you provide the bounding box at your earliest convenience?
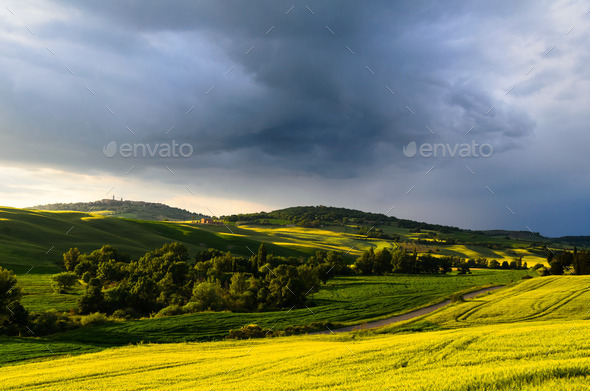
[58,243,348,317]
[356,226,392,239]
[226,322,341,339]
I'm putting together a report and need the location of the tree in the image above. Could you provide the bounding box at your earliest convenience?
[391,248,415,274]
[354,249,374,275]
[418,254,439,274]
[129,276,160,314]
[229,273,249,297]
[509,260,518,270]
[266,265,308,308]
[5,302,28,336]
[258,243,268,269]
[296,265,320,295]
[51,272,78,294]
[0,267,26,335]
[191,279,225,311]
[103,284,131,314]
[549,260,564,275]
[167,261,190,286]
[90,245,124,264]
[579,251,590,275]
[74,260,97,278]
[316,263,334,284]
[63,248,81,271]
[373,248,392,274]
[197,248,223,263]
[0,267,21,307]
[326,251,347,275]
[97,260,125,283]
[556,250,573,269]
[77,278,104,314]
[488,259,500,269]
[457,261,471,274]
[438,256,453,274]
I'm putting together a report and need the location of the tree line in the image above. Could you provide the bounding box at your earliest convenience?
[540,247,590,275]
[353,247,529,275]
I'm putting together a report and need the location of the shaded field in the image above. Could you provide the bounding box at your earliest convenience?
[18,274,83,312]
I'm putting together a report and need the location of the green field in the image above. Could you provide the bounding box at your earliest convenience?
[1,270,531,365]
[18,274,83,313]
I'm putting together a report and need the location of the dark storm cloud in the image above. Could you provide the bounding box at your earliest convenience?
[0,0,541,177]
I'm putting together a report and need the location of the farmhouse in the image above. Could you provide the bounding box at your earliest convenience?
[200,218,222,225]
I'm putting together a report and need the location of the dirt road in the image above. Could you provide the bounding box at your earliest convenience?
[312,285,504,334]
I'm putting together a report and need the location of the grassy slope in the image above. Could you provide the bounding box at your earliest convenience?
[2,320,589,390]
[383,275,590,332]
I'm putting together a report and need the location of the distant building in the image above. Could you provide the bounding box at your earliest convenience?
[200,218,222,225]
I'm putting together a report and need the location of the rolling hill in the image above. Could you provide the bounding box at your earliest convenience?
[0,207,306,275]
[30,199,206,222]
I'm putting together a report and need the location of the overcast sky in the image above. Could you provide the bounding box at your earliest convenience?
[1,0,589,236]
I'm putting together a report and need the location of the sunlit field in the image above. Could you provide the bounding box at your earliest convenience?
[3,320,588,390]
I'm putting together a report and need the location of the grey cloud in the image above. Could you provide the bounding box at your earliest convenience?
[2,0,589,235]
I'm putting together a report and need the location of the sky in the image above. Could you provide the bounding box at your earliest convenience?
[1,0,589,237]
